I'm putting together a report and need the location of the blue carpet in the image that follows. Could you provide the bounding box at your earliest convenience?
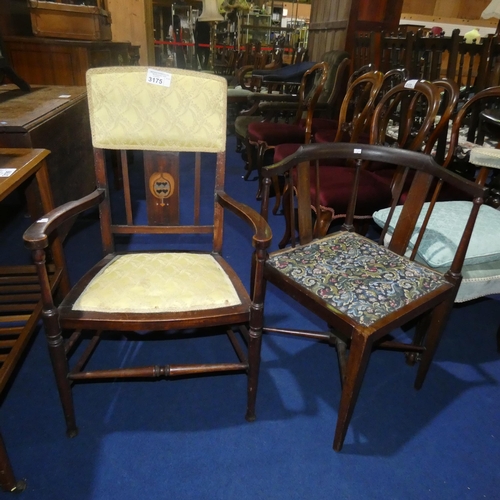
[1,135,500,499]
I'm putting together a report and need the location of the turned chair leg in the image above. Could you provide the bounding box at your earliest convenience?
[43,313,78,438]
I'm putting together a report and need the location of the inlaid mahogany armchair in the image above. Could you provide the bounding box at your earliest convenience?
[23,67,272,437]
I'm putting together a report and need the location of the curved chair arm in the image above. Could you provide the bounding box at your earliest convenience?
[216,190,272,249]
[23,189,105,250]
[237,65,257,90]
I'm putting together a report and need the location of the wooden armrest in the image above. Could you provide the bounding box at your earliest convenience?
[216,191,272,249]
[23,189,105,250]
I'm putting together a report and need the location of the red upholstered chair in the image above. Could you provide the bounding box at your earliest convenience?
[278,80,444,246]
[273,69,386,165]
[246,62,329,198]
[234,51,350,182]
[367,78,460,197]
[312,67,409,145]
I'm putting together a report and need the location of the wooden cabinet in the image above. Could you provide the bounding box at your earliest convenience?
[2,36,138,86]
[0,84,95,210]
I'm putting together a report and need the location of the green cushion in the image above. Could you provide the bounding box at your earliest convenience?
[373,201,500,268]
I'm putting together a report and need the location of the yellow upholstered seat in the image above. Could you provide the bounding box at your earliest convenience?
[73,253,241,313]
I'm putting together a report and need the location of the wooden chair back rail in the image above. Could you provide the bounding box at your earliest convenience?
[443,86,500,170]
[334,70,385,143]
[370,80,442,150]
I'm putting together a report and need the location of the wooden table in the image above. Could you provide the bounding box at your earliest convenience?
[0,148,69,493]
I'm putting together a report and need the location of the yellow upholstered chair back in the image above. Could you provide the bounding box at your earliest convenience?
[86,66,227,153]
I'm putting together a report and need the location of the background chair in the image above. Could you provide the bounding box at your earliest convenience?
[420,86,500,305]
[234,50,350,180]
[275,69,385,245]
[23,67,272,437]
[279,78,444,245]
[271,66,403,165]
[245,61,329,199]
[250,142,488,452]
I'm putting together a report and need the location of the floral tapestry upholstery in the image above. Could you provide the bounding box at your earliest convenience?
[267,232,449,327]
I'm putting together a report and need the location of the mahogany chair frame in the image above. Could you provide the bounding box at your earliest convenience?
[250,142,488,452]
[23,67,272,438]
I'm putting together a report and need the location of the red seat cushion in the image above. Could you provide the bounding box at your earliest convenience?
[247,121,306,145]
[315,129,337,143]
[294,165,393,217]
[299,117,338,135]
[274,143,346,166]
[274,143,302,163]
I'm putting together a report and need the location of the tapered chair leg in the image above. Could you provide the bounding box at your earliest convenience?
[0,432,26,493]
[406,310,432,366]
[414,298,454,390]
[333,332,373,452]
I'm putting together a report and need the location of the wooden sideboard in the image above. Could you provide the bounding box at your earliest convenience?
[2,36,139,86]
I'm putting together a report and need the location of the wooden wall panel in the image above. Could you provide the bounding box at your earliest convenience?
[107,0,147,64]
[402,0,491,23]
[308,0,350,61]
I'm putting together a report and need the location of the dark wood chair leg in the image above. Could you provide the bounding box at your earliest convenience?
[333,332,373,452]
[255,143,267,200]
[0,431,26,493]
[246,249,267,422]
[278,185,293,249]
[271,175,282,215]
[243,137,255,181]
[414,298,454,390]
[245,329,263,422]
[42,313,78,438]
[406,310,431,366]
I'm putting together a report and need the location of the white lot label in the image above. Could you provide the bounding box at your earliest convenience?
[0,168,16,177]
[404,79,418,89]
[146,69,172,88]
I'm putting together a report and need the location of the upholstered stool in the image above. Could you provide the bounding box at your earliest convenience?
[469,146,500,351]
[470,146,500,208]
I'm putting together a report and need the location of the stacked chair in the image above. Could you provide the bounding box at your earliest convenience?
[278,76,460,244]
[234,50,350,181]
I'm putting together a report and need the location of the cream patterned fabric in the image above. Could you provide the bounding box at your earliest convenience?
[73,253,242,313]
[86,67,227,152]
[470,147,500,170]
